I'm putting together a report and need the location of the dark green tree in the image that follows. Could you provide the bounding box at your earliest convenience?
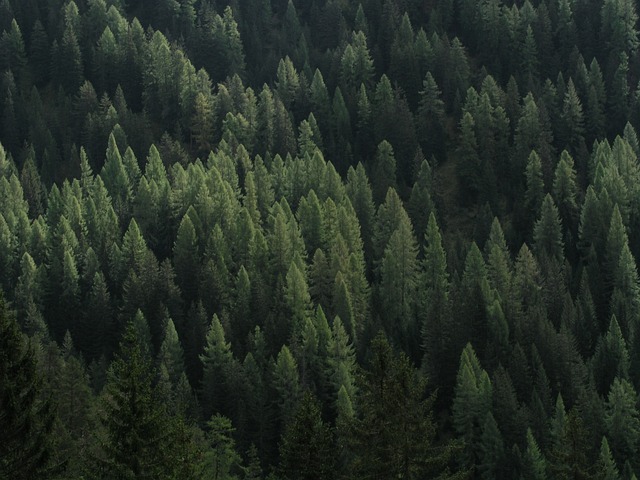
[0,295,57,479]
[604,377,640,471]
[533,194,564,261]
[347,333,462,479]
[278,391,334,480]
[595,436,621,479]
[97,321,187,479]
[370,140,397,205]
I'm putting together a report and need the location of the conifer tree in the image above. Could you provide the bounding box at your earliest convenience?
[347,333,461,479]
[370,140,397,205]
[420,213,450,384]
[610,242,640,340]
[326,316,357,408]
[605,378,640,470]
[379,214,419,352]
[0,295,57,480]
[97,321,185,479]
[592,315,631,395]
[173,213,199,305]
[407,159,436,241]
[560,79,585,155]
[522,428,547,480]
[278,391,334,480]
[272,345,301,430]
[456,112,482,205]
[203,415,241,480]
[200,314,235,421]
[452,343,492,469]
[533,194,564,261]
[478,413,506,479]
[553,150,580,236]
[595,436,621,480]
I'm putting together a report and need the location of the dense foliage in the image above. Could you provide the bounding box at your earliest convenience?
[2,0,640,478]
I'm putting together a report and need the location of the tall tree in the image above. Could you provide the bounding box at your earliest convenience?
[420,213,450,385]
[347,333,462,479]
[96,320,188,479]
[533,194,564,261]
[604,378,640,471]
[378,213,419,354]
[278,391,334,480]
[0,295,57,479]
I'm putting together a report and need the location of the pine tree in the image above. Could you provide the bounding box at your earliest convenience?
[522,428,547,480]
[173,213,199,306]
[595,436,621,479]
[553,150,580,237]
[379,214,419,352]
[158,318,186,386]
[547,409,594,479]
[370,140,397,205]
[456,111,482,204]
[592,315,631,396]
[407,159,436,241]
[203,415,242,479]
[200,314,235,421]
[533,194,564,261]
[605,377,640,470]
[284,261,312,342]
[191,92,215,155]
[347,332,462,479]
[417,72,445,158]
[278,391,334,480]
[560,79,585,155]
[55,26,83,94]
[272,345,301,431]
[600,0,639,61]
[478,413,506,479]
[452,343,492,469]
[610,242,640,340]
[326,316,357,409]
[0,295,57,479]
[97,321,184,479]
[420,213,450,385]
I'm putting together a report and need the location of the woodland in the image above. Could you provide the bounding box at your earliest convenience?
[2,0,640,478]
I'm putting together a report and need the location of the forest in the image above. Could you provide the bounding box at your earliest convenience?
[2,0,640,478]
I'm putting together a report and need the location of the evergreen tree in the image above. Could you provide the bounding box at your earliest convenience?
[456,111,482,204]
[595,436,621,479]
[452,343,492,469]
[553,150,580,237]
[533,194,564,261]
[592,315,631,396]
[478,413,506,479]
[0,295,57,479]
[605,378,640,470]
[200,314,235,421]
[97,321,186,479]
[278,391,334,480]
[203,415,241,480]
[370,140,397,205]
[347,333,462,479]
[420,213,450,385]
[379,213,419,353]
[522,428,547,480]
[272,345,301,430]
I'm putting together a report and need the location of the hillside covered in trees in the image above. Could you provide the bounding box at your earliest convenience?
[3,0,640,478]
